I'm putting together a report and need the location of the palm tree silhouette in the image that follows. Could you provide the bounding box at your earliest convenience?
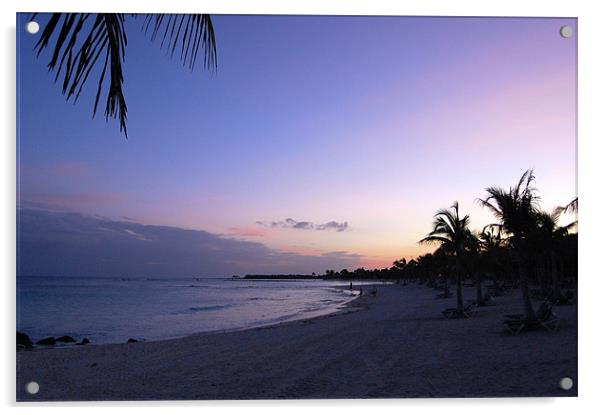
[420,201,472,313]
[392,258,407,270]
[30,13,217,137]
[478,169,540,319]
[558,197,578,215]
[478,224,508,293]
[534,210,577,301]
[464,229,485,305]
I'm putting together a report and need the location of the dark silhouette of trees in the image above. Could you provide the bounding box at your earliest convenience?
[419,202,472,312]
[556,197,578,215]
[464,230,485,305]
[477,170,541,319]
[478,224,510,294]
[244,170,576,322]
[31,13,217,137]
[534,210,577,302]
[392,258,407,271]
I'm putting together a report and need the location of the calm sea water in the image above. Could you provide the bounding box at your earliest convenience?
[17,276,374,345]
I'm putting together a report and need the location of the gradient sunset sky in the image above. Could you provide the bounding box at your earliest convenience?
[17,15,577,276]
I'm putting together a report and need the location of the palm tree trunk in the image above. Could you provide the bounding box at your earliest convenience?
[550,251,562,300]
[475,272,483,305]
[455,257,463,311]
[537,256,547,296]
[518,259,536,319]
[558,257,565,287]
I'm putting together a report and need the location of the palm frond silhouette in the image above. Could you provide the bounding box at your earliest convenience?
[31,13,217,137]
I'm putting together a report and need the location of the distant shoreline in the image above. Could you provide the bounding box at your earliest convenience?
[241,274,397,281]
[18,274,397,281]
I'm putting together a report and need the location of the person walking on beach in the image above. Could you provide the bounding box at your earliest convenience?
[350,282,353,291]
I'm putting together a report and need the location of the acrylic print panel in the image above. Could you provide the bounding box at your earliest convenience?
[16,13,577,401]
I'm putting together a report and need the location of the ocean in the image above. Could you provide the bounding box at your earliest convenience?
[17,276,376,345]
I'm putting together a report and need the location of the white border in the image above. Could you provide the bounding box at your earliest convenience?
[2,1,601,414]
[1,0,587,16]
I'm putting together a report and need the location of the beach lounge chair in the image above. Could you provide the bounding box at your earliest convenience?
[477,293,495,307]
[551,291,575,306]
[435,286,452,299]
[504,301,552,321]
[464,302,477,316]
[442,302,475,319]
[487,282,507,297]
[503,301,559,335]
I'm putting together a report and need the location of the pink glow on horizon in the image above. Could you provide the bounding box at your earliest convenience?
[226,226,269,238]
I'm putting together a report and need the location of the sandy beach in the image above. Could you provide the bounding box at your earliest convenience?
[16,283,577,401]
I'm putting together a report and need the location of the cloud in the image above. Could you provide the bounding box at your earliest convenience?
[316,221,349,232]
[19,192,125,211]
[291,220,314,230]
[17,207,361,278]
[256,218,350,232]
[123,229,152,241]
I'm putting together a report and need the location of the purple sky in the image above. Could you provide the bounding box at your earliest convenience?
[17,15,577,276]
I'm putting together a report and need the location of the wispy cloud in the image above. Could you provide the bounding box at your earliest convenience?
[18,192,125,211]
[124,229,152,241]
[256,218,349,232]
[316,221,349,232]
